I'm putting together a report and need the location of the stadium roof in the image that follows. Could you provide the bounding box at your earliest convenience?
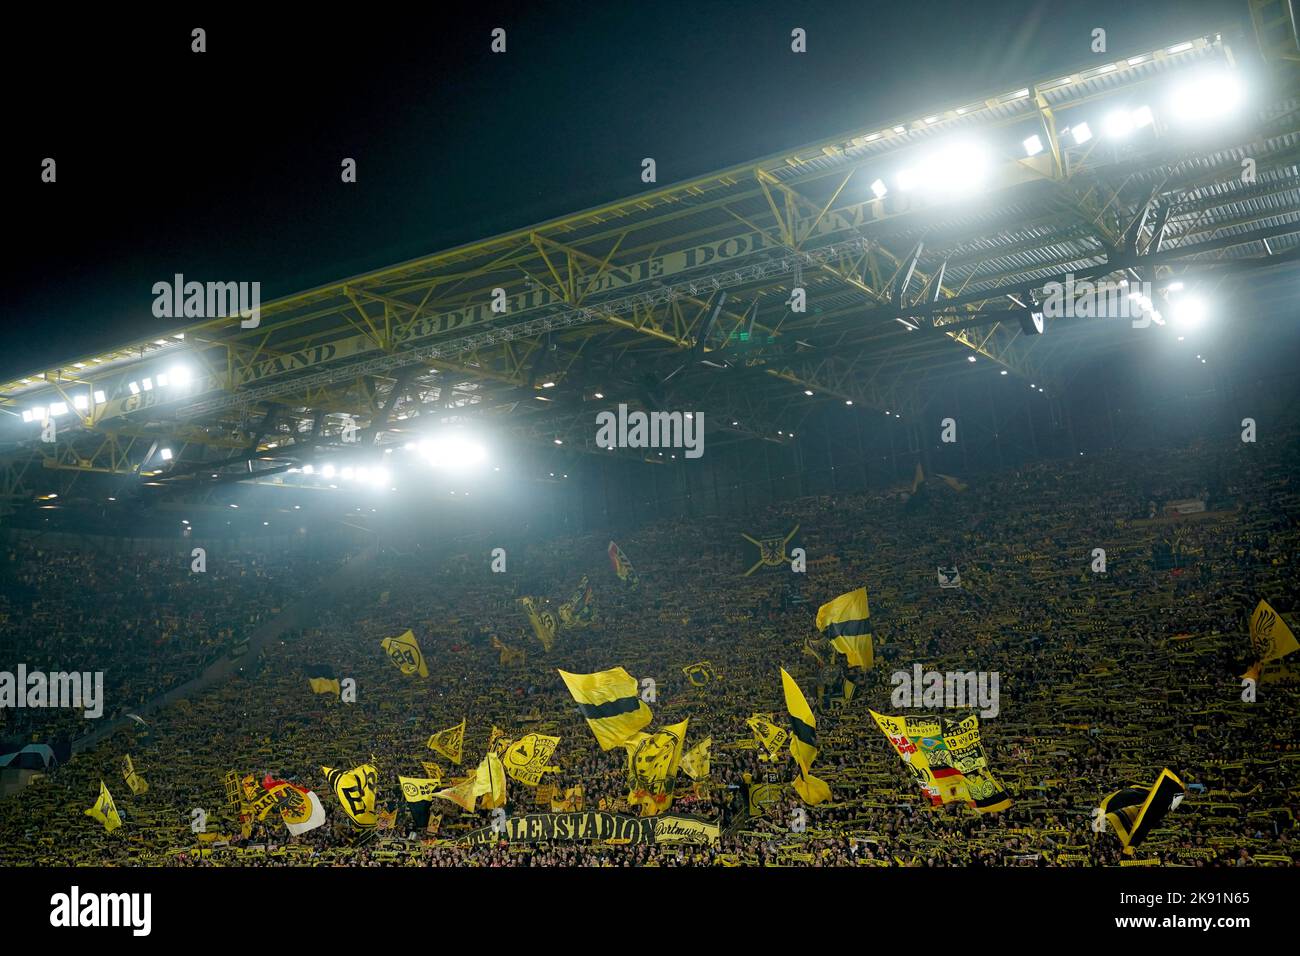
[3,23,1299,516]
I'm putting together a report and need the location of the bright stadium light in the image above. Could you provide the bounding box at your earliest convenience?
[322,464,336,479]
[1069,122,1092,145]
[341,467,355,480]
[160,448,173,461]
[1171,296,1207,330]
[419,434,488,471]
[21,410,33,423]
[129,381,140,395]
[1103,109,1135,138]
[870,178,888,199]
[141,377,153,391]
[897,140,990,196]
[93,390,106,404]
[73,394,89,410]
[1023,134,1043,157]
[156,372,170,387]
[1170,71,1243,122]
[49,402,69,417]
[302,464,315,475]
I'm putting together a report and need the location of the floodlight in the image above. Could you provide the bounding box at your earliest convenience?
[1170,72,1243,122]
[870,178,888,199]
[1023,134,1043,157]
[1070,122,1092,145]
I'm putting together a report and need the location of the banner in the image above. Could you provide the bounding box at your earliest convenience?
[461,811,721,845]
[625,718,689,816]
[748,782,784,817]
[380,629,429,678]
[740,525,800,576]
[650,815,720,845]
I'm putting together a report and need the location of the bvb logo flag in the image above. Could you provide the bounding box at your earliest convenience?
[520,596,559,651]
[624,718,689,816]
[399,775,442,830]
[380,629,429,678]
[121,754,148,795]
[501,733,561,787]
[681,736,712,781]
[558,667,653,750]
[322,763,378,831]
[607,540,640,591]
[815,587,874,669]
[741,525,800,576]
[940,715,1012,813]
[1248,599,1298,665]
[937,566,962,589]
[780,668,832,805]
[427,718,466,765]
[746,713,789,758]
[419,762,443,787]
[85,780,122,833]
[1099,768,1187,854]
[682,661,718,686]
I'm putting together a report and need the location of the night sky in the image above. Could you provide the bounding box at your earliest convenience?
[5,0,1239,380]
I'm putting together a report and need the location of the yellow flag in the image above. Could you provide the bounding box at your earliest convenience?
[1100,769,1187,853]
[433,775,478,813]
[816,587,873,669]
[745,713,789,758]
[558,667,652,750]
[520,597,558,651]
[121,754,148,795]
[85,780,122,833]
[418,763,443,788]
[322,763,378,830]
[681,736,712,780]
[473,752,508,810]
[380,629,429,677]
[1249,599,1298,664]
[625,718,689,816]
[781,668,832,805]
[427,718,466,764]
[500,733,560,786]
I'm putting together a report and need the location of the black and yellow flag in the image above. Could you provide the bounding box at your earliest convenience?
[781,668,832,805]
[1247,599,1298,669]
[427,718,466,765]
[418,762,443,787]
[741,525,800,576]
[558,574,597,628]
[745,713,789,758]
[1100,768,1187,854]
[433,775,479,813]
[624,718,689,816]
[121,754,148,795]
[520,596,559,651]
[491,636,526,667]
[558,667,652,750]
[682,661,718,686]
[816,587,873,669]
[306,664,341,696]
[85,780,122,833]
[681,736,712,781]
[322,763,378,831]
[500,733,560,787]
[322,763,377,831]
[398,775,441,829]
[380,629,429,678]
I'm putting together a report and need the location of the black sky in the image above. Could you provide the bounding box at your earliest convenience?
[4,0,1241,379]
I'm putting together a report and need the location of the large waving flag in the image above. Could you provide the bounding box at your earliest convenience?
[121,754,148,795]
[380,629,429,677]
[1243,599,1298,681]
[1099,769,1186,854]
[472,752,508,810]
[322,763,378,832]
[607,541,640,590]
[815,587,873,669]
[746,713,789,758]
[780,668,832,805]
[681,736,712,781]
[558,667,652,750]
[263,775,326,835]
[85,780,122,833]
[624,718,689,816]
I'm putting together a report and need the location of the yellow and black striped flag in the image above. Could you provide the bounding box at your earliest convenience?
[380,629,429,678]
[558,667,652,750]
[322,763,378,831]
[306,664,341,696]
[780,668,832,805]
[815,587,873,669]
[1099,768,1186,854]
